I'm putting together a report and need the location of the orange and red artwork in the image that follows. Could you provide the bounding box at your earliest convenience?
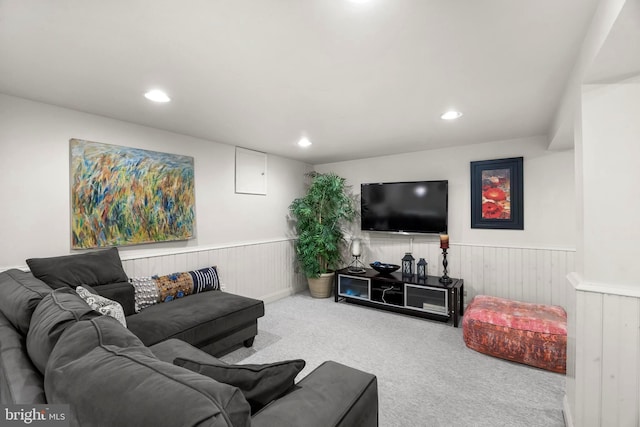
[481,168,511,220]
[470,157,523,230]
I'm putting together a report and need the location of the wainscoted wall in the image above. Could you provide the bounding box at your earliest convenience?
[4,236,573,310]
[362,235,575,309]
[119,238,306,303]
[564,274,640,427]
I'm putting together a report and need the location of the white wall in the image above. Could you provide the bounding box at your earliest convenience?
[315,135,576,250]
[314,135,576,308]
[565,80,640,427]
[0,94,311,269]
[581,83,640,285]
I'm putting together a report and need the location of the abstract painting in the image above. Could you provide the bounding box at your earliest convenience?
[70,139,195,248]
[470,157,523,230]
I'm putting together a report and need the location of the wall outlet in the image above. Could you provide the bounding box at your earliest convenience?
[220,284,227,291]
[464,290,467,296]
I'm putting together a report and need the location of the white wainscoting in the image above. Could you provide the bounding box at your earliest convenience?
[119,238,306,303]
[4,237,574,309]
[564,274,640,427]
[364,236,575,309]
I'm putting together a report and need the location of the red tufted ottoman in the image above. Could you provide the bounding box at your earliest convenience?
[462,295,567,374]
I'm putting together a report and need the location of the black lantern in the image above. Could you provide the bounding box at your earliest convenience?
[417,258,427,279]
[401,253,415,277]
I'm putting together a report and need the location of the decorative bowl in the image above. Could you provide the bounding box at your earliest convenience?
[370,262,400,274]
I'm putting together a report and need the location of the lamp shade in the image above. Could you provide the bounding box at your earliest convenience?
[351,238,362,257]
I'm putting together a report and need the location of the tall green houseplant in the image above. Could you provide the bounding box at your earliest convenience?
[289,172,355,298]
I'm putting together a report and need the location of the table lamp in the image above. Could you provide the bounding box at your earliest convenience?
[347,238,366,273]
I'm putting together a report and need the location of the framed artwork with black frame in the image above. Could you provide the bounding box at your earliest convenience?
[470,157,523,230]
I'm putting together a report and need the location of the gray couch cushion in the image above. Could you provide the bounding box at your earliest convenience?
[46,314,152,367]
[126,290,264,347]
[0,311,45,404]
[45,317,250,427]
[25,248,135,315]
[26,288,100,374]
[149,338,217,363]
[0,269,51,335]
[26,247,129,290]
[175,356,305,414]
[89,282,135,316]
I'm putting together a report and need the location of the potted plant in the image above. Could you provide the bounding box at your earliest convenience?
[289,172,356,298]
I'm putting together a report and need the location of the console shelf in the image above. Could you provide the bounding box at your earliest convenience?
[335,268,464,327]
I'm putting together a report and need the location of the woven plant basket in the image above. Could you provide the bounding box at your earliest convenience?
[307,272,334,298]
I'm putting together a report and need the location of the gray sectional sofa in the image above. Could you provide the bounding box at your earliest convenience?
[0,250,379,426]
[24,248,264,357]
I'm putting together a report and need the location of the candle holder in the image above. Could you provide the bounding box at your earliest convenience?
[417,258,427,279]
[401,252,415,277]
[439,248,452,284]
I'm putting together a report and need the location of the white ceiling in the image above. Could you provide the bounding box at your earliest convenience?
[0,0,600,164]
[584,0,640,84]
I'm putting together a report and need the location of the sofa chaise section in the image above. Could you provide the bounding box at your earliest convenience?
[127,290,265,356]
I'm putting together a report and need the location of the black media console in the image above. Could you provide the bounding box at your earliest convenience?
[334,268,464,327]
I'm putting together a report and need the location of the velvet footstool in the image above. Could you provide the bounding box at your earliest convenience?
[462,295,567,374]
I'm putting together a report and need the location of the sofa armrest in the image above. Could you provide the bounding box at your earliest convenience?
[0,312,46,404]
[251,361,378,427]
[92,282,135,316]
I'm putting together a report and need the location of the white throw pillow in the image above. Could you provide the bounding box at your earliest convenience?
[75,286,127,327]
[129,276,160,312]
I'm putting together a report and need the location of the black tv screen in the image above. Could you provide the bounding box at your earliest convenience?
[361,180,448,234]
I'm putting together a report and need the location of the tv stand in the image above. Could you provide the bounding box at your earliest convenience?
[334,268,464,327]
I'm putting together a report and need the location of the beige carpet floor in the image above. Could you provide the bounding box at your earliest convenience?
[221,291,566,427]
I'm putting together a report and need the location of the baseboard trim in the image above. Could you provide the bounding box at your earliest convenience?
[563,395,573,427]
[260,286,306,304]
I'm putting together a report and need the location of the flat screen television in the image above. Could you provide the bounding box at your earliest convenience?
[360,180,448,234]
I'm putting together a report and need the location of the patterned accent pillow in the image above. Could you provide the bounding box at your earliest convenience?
[129,277,160,313]
[76,286,127,327]
[188,266,220,293]
[154,272,193,302]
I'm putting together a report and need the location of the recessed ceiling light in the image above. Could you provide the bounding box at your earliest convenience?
[144,90,171,103]
[298,137,312,148]
[441,111,463,120]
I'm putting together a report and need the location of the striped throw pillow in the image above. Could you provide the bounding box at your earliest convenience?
[188,266,220,293]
